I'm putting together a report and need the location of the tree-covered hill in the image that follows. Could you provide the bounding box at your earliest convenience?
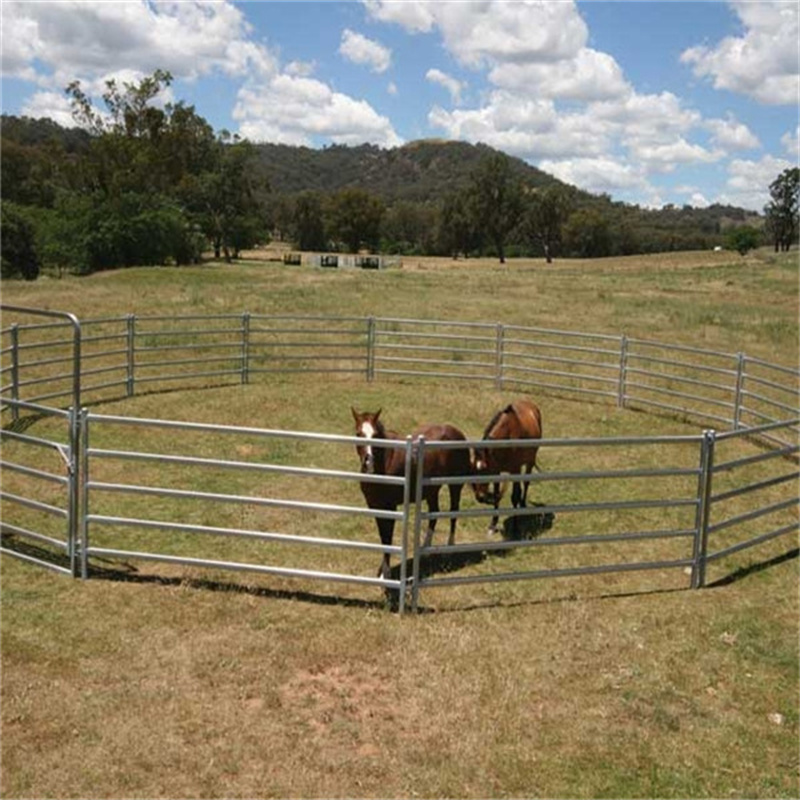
[253,139,562,201]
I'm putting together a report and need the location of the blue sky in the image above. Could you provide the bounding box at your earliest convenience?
[2,1,798,211]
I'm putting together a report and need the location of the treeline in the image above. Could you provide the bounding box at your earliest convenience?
[2,69,785,280]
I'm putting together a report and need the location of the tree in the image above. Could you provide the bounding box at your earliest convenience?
[764,167,799,252]
[726,226,761,256]
[438,191,480,259]
[291,191,327,251]
[562,207,612,258]
[523,185,574,263]
[327,188,384,253]
[1,203,40,280]
[469,153,524,263]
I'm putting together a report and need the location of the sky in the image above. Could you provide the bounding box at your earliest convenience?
[1,0,798,211]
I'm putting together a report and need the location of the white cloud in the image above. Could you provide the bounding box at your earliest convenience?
[1,0,276,88]
[362,0,436,34]
[489,48,629,102]
[339,28,391,74]
[681,0,800,105]
[781,125,800,158]
[721,154,795,209]
[20,90,76,127]
[425,68,465,104]
[538,156,652,195]
[366,0,587,67]
[429,93,610,160]
[233,74,403,148]
[704,115,760,152]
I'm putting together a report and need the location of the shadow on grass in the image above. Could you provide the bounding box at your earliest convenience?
[3,529,797,615]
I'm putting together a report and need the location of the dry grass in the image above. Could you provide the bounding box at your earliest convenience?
[1,249,798,798]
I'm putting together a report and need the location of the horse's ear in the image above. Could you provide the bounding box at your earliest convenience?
[351,406,360,422]
[375,407,382,422]
[503,404,514,414]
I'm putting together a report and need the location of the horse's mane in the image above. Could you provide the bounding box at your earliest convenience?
[482,405,512,439]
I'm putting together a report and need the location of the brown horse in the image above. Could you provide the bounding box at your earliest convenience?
[351,408,471,581]
[471,399,543,535]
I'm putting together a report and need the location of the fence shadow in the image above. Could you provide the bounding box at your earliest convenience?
[705,546,799,588]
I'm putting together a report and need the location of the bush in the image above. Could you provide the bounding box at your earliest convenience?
[726,226,761,256]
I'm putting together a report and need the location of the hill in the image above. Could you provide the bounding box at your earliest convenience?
[253,139,563,202]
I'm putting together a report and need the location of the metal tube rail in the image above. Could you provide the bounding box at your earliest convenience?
[714,417,800,441]
[422,527,696,556]
[713,444,800,472]
[377,368,496,383]
[419,556,695,589]
[81,548,402,589]
[424,496,698,522]
[505,323,621,342]
[706,522,799,563]
[88,447,405,487]
[1,428,70,452]
[506,348,621,371]
[627,337,736,360]
[504,375,618,399]
[86,481,404,520]
[0,546,73,575]
[710,470,798,504]
[0,522,69,551]
[427,463,699,486]
[622,395,732,427]
[707,496,798,534]
[0,490,68,518]
[741,388,798,416]
[1,461,70,485]
[625,380,735,411]
[626,365,735,394]
[504,338,621,358]
[87,516,399,555]
[504,363,619,387]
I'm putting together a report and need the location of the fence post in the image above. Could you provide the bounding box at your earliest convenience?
[411,436,426,613]
[398,436,414,615]
[241,312,251,385]
[495,324,505,390]
[78,408,90,580]
[733,352,745,430]
[691,429,716,589]
[617,334,629,408]
[126,314,136,398]
[9,324,19,422]
[67,405,80,577]
[366,316,376,382]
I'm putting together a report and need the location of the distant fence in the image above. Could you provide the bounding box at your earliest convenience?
[2,306,797,612]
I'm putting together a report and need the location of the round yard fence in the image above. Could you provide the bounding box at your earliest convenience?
[1,305,797,613]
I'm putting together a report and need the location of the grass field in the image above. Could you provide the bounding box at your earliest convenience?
[1,249,798,798]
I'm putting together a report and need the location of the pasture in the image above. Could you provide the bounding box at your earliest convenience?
[1,249,798,798]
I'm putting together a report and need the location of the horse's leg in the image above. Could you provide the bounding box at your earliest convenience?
[376,517,396,580]
[489,481,501,535]
[447,483,462,546]
[511,480,523,536]
[422,491,439,548]
[521,463,532,507]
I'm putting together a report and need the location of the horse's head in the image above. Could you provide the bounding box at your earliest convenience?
[469,446,505,504]
[351,407,383,475]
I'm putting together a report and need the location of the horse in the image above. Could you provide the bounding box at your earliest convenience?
[351,407,471,581]
[471,398,543,535]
